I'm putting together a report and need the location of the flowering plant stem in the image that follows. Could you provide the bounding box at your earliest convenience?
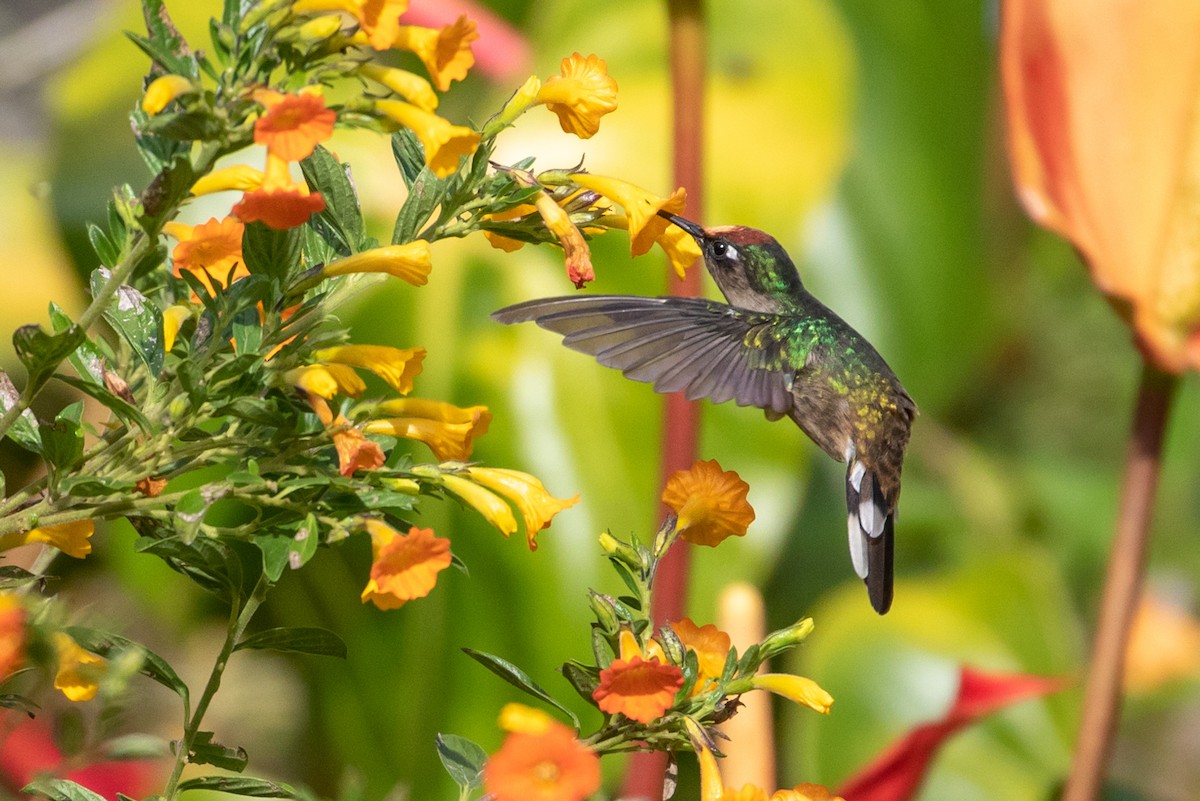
[1063,360,1177,801]
[163,574,270,801]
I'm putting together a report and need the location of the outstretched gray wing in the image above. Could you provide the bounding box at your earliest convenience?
[493,295,795,415]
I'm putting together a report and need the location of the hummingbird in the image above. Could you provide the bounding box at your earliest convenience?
[492,214,915,613]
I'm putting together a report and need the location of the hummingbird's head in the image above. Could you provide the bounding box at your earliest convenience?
[660,213,805,312]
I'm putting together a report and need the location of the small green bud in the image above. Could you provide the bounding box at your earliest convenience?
[758,617,815,659]
[168,395,189,421]
[588,590,620,634]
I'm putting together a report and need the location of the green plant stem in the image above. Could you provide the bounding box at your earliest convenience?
[1062,360,1177,801]
[163,574,269,801]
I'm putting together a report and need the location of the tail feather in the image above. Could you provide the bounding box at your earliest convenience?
[846,460,895,614]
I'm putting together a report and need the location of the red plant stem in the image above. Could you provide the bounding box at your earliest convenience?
[1062,360,1177,801]
[622,1,705,798]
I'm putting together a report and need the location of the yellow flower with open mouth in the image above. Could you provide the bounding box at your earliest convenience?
[464,467,578,549]
[374,100,480,178]
[536,53,618,139]
[53,633,106,702]
[313,345,425,395]
[570,173,686,257]
[661,459,755,546]
[366,398,490,461]
[291,0,408,51]
[360,521,452,609]
[392,16,478,91]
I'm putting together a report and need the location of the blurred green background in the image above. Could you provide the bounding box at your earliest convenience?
[2,0,1199,799]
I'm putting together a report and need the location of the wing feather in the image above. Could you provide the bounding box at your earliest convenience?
[493,295,795,414]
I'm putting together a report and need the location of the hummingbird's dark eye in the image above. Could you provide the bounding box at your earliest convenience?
[711,240,737,260]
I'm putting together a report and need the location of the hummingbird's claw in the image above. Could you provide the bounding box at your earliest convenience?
[658,211,706,240]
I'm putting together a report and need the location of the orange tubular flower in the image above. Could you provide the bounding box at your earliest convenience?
[662,459,755,547]
[484,715,601,801]
[360,521,452,609]
[1002,0,1200,372]
[464,467,578,550]
[570,173,686,257]
[392,16,478,91]
[253,89,336,161]
[53,633,105,702]
[593,629,684,723]
[166,216,248,294]
[321,241,432,285]
[232,152,326,230]
[331,415,386,476]
[374,99,480,178]
[536,53,619,139]
[532,190,593,288]
[0,594,25,681]
[671,618,732,695]
[313,345,426,395]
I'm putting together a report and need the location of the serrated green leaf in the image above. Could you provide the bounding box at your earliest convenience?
[135,0,199,78]
[64,627,190,715]
[234,627,347,658]
[243,221,301,282]
[13,324,86,394]
[301,146,364,254]
[391,131,448,243]
[435,733,487,791]
[461,648,580,728]
[178,776,301,798]
[22,778,107,801]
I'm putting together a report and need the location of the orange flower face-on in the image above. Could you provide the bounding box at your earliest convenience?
[661,459,755,546]
[253,91,336,161]
[360,523,452,610]
[483,722,601,801]
[537,53,618,139]
[593,633,684,724]
[1002,0,1200,372]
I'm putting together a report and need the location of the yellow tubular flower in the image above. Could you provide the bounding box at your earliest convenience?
[750,673,834,714]
[53,633,105,702]
[296,14,344,42]
[364,416,484,461]
[285,364,366,399]
[535,53,619,139]
[374,100,480,178]
[498,702,556,735]
[0,520,95,559]
[441,473,518,537]
[532,191,593,288]
[190,165,265,196]
[290,0,408,50]
[162,304,192,352]
[313,345,426,395]
[141,74,195,115]
[392,16,478,91]
[571,173,686,257]
[322,241,432,285]
[464,467,578,550]
[599,212,702,278]
[359,63,438,111]
[376,397,491,430]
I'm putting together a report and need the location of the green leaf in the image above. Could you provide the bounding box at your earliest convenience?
[461,648,580,729]
[301,145,365,255]
[90,270,164,376]
[0,565,38,590]
[64,627,190,714]
[0,371,40,453]
[134,535,263,604]
[234,627,347,658]
[42,402,85,474]
[57,475,139,498]
[290,514,319,570]
[243,221,302,282]
[391,131,448,244]
[54,374,151,433]
[87,223,118,268]
[136,0,199,78]
[13,324,87,394]
[435,733,487,791]
[49,303,106,384]
[186,731,248,771]
[22,778,107,801]
[0,692,39,715]
[559,660,601,703]
[178,777,302,798]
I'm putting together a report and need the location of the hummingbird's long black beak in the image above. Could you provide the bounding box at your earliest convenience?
[657,211,707,241]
